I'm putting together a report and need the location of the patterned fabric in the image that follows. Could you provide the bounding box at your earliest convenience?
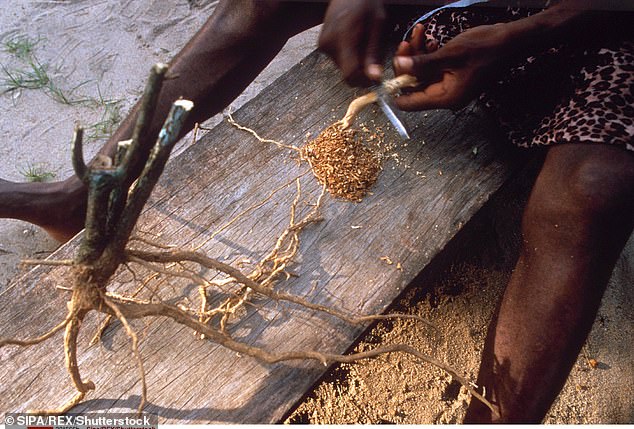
[415,7,634,152]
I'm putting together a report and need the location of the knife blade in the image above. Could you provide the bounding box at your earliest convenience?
[375,85,410,140]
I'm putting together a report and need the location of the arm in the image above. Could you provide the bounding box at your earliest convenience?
[96,0,326,181]
[393,0,632,111]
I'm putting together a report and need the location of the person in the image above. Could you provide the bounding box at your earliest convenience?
[0,0,632,423]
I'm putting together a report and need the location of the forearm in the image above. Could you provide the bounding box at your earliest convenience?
[97,1,324,180]
[498,0,632,58]
[97,22,279,165]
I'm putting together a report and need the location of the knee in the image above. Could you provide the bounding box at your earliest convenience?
[523,146,634,244]
[565,151,634,218]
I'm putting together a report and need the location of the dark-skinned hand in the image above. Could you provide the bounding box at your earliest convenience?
[394,22,510,111]
[318,0,386,87]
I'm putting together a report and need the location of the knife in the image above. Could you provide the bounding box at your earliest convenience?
[375,84,410,140]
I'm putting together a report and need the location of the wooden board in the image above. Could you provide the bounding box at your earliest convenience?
[0,50,520,423]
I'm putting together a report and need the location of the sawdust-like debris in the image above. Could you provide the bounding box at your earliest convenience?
[301,123,382,202]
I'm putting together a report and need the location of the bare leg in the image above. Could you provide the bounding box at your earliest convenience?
[0,0,326,242]
[465,144,634,423]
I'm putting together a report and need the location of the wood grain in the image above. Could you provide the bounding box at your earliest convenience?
[0,50,521,423]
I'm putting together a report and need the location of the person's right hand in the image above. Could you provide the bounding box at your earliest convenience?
[318,0,386,87]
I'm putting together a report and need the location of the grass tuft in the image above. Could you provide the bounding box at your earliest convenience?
[86,86,123,141]
[3,34,124,141]
[4,35,42,60]
[1,59,50,92]
[2,34,93,105]
[19,162,56,183]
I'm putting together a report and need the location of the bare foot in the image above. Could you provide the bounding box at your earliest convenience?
[0,177,87,243]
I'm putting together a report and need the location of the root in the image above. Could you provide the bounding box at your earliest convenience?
[64,310,95,394]
[102,295,495,415]
[338,92,378,130]
[20,259,74,267]
[227,112,300,152]
[0,312,71,347]
[89,314,113,346]
[102,294,147,414]
[4,66,497,420]
[338,74,418,129]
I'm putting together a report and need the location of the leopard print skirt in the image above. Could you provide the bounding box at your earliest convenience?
[411,7,634,152]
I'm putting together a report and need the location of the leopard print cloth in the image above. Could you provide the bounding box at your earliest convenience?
[415,7,634,152]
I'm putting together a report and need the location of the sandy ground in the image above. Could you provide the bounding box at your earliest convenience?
[286,183,634,424]
[1,0,632,424]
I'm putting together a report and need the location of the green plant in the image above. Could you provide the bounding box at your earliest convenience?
[85,84,123,141]
[19,162,56,182]
[1,59,50,92]
[2,34,92,105]
[46,78,93,105]
[2,35,50,92]
[86,102,122,141]
[4,35,41,60]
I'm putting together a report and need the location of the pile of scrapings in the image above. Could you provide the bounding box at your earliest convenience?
[300,123,383,202]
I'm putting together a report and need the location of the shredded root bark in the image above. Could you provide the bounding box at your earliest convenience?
[300,124,382,202]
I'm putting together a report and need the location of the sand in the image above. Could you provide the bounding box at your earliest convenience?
[1,0,632,424]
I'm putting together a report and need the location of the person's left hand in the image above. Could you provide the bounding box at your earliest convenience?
[393,22,511,111]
